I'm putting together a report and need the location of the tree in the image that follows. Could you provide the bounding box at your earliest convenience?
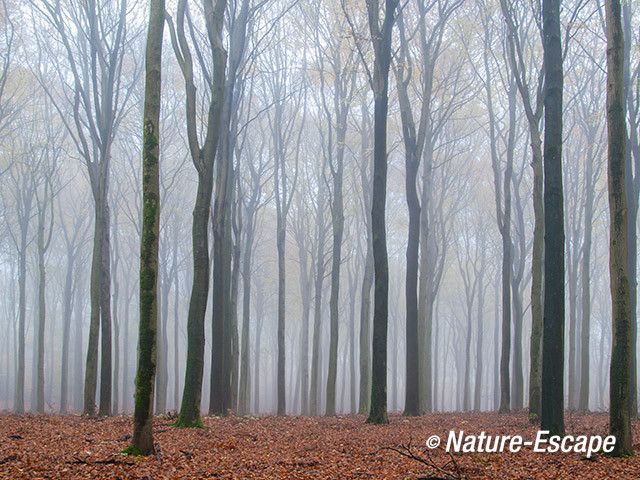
[540,0,565,437]
[33,0,139,416]
[393,0,463,417]
[166,0,227,427]
[606,0,632,456]
[498,0,544,416]
[357,100,373,415]
[313,8,356,417]
[262,18,307,415]
[357,0,399,425]
[125,0,164,456]
[210,0,252,417]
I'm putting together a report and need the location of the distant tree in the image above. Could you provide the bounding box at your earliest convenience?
[210,0,251,417]
[33,0,140,416]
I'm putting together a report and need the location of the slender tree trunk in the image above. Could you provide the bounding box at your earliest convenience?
[529,132,544,422]
[127,0,163,452]
[99,203,112,417]
[239,211,255,415]
[229,208,241,411]
[276,216,286,415]
[156,272,168,414]
[358,103,373,415]
[74,271,84,412]
[173,246,180,411]
[310,185,327,415]
[499,83,515,414]
[578,141,595,412]
[326,127,345,417]
[60,247,74,414]
[84,198,105,416]
[474,269,485,411]
[36,211,47,414]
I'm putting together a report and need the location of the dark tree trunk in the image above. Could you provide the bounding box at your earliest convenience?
[607,0,633,455]
[365,0,398,425]
[541,0,565,437]
[170,0,227,428]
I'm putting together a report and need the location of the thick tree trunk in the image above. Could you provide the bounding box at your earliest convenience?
[606,0,632,455]
[367,5,396,423]
[541,0,565,436]
[177,180,213,427]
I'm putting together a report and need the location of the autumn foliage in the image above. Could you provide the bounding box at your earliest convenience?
[0,411,638,479]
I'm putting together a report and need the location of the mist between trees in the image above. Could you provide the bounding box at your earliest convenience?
[0,0,638,454]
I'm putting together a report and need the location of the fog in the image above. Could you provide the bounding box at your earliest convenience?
[0,0,637,422]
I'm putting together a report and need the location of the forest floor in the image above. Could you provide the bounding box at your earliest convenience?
[0,411,639,479]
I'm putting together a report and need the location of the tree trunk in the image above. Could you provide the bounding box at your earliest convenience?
[99,203,112,417]
[541,0,565,436]
[238,209,255,415]
[60,246,74,414]
[276,218,286,415]
[358,103,373,415]
[578,140,595,412]
[606,0,632,455]
[366,0,398,426]
[127,0,163,452]
[474,268,485,411]
[36,208,47,414]
[310,183,327,416]
[84,198,105,416]
[326,118,346,417]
